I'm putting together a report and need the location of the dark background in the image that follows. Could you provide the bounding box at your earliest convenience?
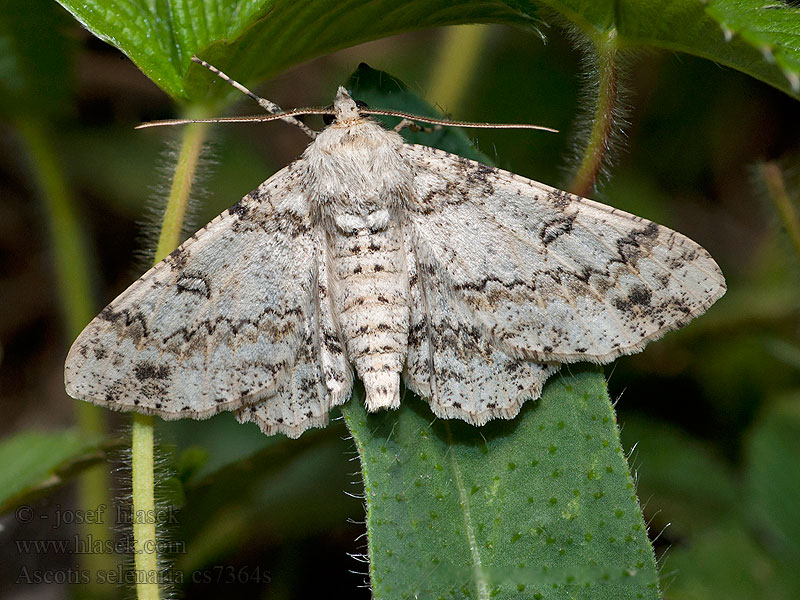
[1,7,799,599]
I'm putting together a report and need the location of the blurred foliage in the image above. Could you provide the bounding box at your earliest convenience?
[1,0,799,599]
[0,431,108,513]
[621,397,800,599]
[0,0,74,119]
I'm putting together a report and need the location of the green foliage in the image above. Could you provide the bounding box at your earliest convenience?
[746,400,800,565]
[2,0,118,590]
[0,0,74,118]
[2,0,799,598]
[621,398,800,599]
[52,0,800,106]
[347,64,494,163]
[705,0,800,92]
[0,430,106,512]
[162,418,357,574]
[344,369,659,599]
[52,0,536,104]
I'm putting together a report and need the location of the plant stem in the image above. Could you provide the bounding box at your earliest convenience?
[760,161,800,260]
[129,116,211,599]
[155,121,210,261]
[15,120,95,335]
[131,413,159,599]
[16,117,116,593]
[569,31,620,197]
[426,24,492,113]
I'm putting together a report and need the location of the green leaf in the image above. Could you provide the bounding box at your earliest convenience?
[705,0,800,93]
[746,397,800,560]
[347,63,494,163]
[344,369,659,599]
[0,430,106,512]
[52,0,539,103]
[52,0,800,106]
[610,0,800,98]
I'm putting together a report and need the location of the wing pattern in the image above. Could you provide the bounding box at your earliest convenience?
[403,144,725,365]
[403,239,558,425]
[65,166,352,437]
[65,122,726,436]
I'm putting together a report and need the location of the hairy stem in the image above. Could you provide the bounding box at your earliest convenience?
[155,120,211,261]
[426,24,492,113]
[131,114,211,600]
[131,413,159,600]
[760,161,800,260]
[16,116,116,591]
[569,32,620,197]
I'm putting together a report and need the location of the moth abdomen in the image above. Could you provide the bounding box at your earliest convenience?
[328,217,410,412]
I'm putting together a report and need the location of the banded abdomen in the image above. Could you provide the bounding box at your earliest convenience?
[328,208,410,411]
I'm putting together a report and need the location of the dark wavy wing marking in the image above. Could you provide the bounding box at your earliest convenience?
[237,242,354,438]
[403,236,558,425]
[403,144,726,363]
[65,165,351,429]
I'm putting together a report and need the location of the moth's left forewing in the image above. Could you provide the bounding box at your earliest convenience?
[402,144,725,364]
[65,165,352,437]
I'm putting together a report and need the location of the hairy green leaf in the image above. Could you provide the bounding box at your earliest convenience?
[343,369,659,599]
[52,0,800,106]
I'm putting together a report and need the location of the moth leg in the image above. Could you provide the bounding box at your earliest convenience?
[393,118,442,134]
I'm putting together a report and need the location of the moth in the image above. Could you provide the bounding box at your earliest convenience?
[65,61,726,438]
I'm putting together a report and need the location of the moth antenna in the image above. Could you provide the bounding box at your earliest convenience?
[136,110,558,133]
[136,72,557,135]
[191,56,318,139]
[363,109,559,133]
[393,118,443,134]
[135,109,334,130]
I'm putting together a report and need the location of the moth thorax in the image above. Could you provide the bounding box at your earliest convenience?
[304,122,412,205]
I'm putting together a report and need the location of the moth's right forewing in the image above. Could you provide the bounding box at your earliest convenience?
[403,144,726,364]
[65,165,346,425]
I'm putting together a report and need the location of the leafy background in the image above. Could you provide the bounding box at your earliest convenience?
[1,0,800,598]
